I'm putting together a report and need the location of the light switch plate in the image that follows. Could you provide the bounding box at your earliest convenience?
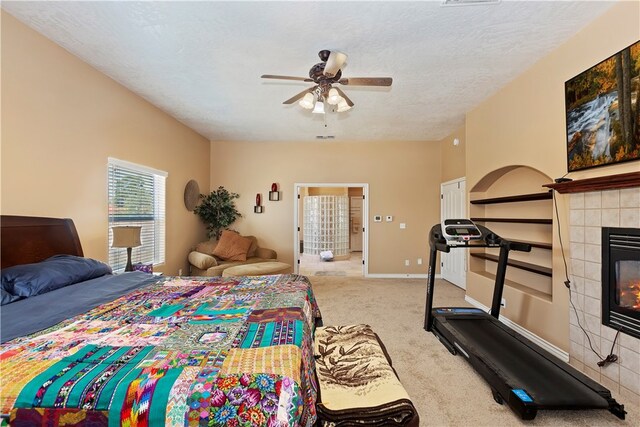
[385,215,393,222]
[400,223,406,229]
[374,215,382,222]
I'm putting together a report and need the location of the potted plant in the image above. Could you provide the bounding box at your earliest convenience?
[194,186,242,239]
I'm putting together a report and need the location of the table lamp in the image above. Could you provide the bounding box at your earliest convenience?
[111,226,142,272]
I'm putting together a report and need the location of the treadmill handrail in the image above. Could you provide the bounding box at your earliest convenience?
[425,223,531,330]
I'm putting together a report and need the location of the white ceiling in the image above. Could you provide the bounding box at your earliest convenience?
[3,1,615,142]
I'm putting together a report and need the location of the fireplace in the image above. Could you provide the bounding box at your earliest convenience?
[602,227,640,339]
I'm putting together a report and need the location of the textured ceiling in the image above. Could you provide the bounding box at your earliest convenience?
[2,1,615,142]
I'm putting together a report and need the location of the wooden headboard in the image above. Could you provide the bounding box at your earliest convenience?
[1,215,84,268]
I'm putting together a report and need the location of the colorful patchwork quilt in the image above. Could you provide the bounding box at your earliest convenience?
[0,274,321,426]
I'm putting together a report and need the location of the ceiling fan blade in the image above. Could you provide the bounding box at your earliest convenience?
[323,51,348,78]
[261,74,314,82]
[339,77,393,86]
[334,87,354,107]
[283,86,318,104]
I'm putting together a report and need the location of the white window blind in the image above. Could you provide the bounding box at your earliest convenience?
[108,158,167,272]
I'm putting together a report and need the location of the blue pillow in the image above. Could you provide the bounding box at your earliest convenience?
[1,255,112,303]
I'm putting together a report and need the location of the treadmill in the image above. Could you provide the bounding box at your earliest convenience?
[424,220,626,420]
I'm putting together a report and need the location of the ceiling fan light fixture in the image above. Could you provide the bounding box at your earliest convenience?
[327,88,341,105]
[263,49,391,114]
[324,51,348,78]
[312,100,325,114]
[336,99,352,112]
[299,93,314,109]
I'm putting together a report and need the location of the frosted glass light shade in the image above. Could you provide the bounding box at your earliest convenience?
[299,93,314,109]
[336,99,352,112]
[327,88,341,105]
[312,100,325,114]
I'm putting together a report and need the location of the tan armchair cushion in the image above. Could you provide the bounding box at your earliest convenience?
[255,247,277,260]
[194,240,217,256]
[245,236,259,258]
[188,251,218,270]
[212,230,252,261]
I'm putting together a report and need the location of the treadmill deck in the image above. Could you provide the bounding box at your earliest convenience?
[438,314,611,409]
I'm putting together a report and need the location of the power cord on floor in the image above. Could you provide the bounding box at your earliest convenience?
[597,330,621,367]
[553,190,620,368]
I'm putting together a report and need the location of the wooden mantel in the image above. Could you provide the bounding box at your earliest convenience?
[543,171,640,194]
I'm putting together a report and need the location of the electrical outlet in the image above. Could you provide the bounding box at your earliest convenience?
[501,298,506,308]
[405,259,410,266]
[178,269,183,276]
[417,258,423,265]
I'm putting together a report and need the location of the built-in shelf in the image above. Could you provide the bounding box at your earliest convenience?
[470,252,552,277]
[507,239,552,250]
[470,191,552,205]
[471,270,552,302]
[470,217,552,225]
[469,169,556,304]
[543,171,640,194]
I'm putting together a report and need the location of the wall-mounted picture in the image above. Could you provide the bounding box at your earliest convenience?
[565,40,640,172]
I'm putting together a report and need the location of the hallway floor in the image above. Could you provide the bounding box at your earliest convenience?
[299,252,363,277]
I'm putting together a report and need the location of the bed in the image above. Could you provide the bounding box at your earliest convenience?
[0,215,322,426]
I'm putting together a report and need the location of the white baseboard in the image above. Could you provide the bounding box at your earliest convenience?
[366,273,434,279]
[464,295,569,363]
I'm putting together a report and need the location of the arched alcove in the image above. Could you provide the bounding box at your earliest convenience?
[470,165,552,193]
[468,165,554,301]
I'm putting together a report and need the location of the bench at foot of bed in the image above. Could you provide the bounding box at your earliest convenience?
[314,324,419,427]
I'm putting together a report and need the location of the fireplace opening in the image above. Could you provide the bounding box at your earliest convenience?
[616,261,640,310]
[602,227,640,339]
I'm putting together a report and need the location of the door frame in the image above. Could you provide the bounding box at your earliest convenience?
[293,183,369,277]
[349,196,364,252]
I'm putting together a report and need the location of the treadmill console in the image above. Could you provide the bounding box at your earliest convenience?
[441,219,482,242]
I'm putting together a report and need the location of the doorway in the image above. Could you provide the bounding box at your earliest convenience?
[440,177,467,289]
[294,183,368,277]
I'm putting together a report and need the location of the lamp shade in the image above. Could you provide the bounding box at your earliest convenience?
[336,99,352,112]
[111,226,142,248]
[299,93,314,109]
[312,100,325,114]
[327,88,341,105]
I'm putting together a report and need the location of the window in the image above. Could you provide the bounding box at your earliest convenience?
[108,158,167,271]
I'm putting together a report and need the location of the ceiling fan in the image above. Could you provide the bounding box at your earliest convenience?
[261,49,392,113]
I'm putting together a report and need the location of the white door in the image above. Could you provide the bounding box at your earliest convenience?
[350,197,363,252]
[441,178,467,289]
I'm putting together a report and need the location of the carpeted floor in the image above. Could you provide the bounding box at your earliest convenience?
[313,271,347,276]
[309,275,638,426]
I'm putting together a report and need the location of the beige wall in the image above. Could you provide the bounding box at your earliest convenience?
[464,1,640,350]
[210,140,441,274]
[1,12,210,275]
[440,123,467,183]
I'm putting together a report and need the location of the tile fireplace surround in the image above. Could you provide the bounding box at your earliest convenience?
[567,185,640,406]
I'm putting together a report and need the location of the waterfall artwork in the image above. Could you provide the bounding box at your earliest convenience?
[565,40,640,172]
